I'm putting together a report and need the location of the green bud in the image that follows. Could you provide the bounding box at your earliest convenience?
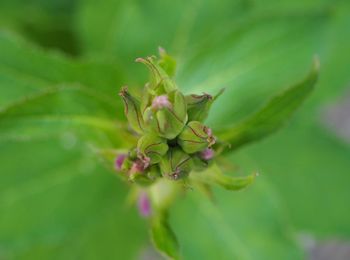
[159,148,193,180]
[192,148,215,171]
[177,121,216,154]
[136,56,177,93]
[128,147,138,160]
[143,90,188,140]
[140,84,156,116]
[137,133,169,164]
[186,93,213,122]
[147,165,162,180]
[185,89,224,122]
[119,86,144,134]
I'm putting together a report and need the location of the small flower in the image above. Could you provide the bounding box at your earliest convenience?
[177,121,216,154]
[139,154,151,169]
[130,162,143,174]
[192,148,215,171]
[128,156,156,186]
[137,192,152,217]
[152,95,172,110]
[200,148,214,160]
[130,156,150,174]
[205,127,213,137]
[115,154,127,171]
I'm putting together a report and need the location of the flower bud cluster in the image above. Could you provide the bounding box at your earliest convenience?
[116,51,220,185]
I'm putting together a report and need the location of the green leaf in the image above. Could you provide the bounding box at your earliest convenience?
[151,212,180,260]
[0,32,131,146]
[1,2,350,259]
[0,0,77,53]
[158,47,177,78]
[172,175,304,259]
[232,114,350,237]
[0,138,147,259]
[0,31,126,105]
[216,58,319,150]
[190,164,256,191]
[0,84,129,147]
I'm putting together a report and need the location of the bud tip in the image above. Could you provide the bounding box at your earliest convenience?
[200,148,214,160]
[138,192,152,217]
[115,154,127,171]
[158,46,166,56]
[135,57,145,63]
[119,86,128,97]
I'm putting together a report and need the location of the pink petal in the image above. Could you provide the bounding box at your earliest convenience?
[138,192,152,217]
[152,95,172,110]
[200,148,214,160]
[115,154,127,170]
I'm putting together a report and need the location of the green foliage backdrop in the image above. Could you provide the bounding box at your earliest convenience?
[0,0,349,259]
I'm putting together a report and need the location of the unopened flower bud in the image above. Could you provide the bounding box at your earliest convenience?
[119,87,144,134]
[159,148,193,180]
[128,157,154,186]
[185,89,225,122]
[137,133,169,164]
[177,121,216,154]
[120,148,149,174]
[136,56,176,93]
[192,148,215,171]
[147,165,162,180]
[143,90,188,139]
[185,93,213,122]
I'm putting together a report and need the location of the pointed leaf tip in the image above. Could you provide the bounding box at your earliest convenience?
[190,164,256,191]
[151,213,180,260]
[213,172,256,191]
[217,58,320,151]
[213,88,225,101]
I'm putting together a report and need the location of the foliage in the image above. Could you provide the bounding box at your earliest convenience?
[0,0,350,259]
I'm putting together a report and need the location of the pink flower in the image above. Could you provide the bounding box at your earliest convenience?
[139,154,151,169]
[205,127,213,136]
[200,148,214,160]
[130,162,143,174]
[152,95,172,110]
[138,192,151,217]
[130,155,150,174]
[115,154,127,171]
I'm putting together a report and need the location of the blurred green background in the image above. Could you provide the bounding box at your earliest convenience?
[0,0,350,259]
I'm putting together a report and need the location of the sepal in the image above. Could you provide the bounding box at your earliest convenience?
[177,121,215,154]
